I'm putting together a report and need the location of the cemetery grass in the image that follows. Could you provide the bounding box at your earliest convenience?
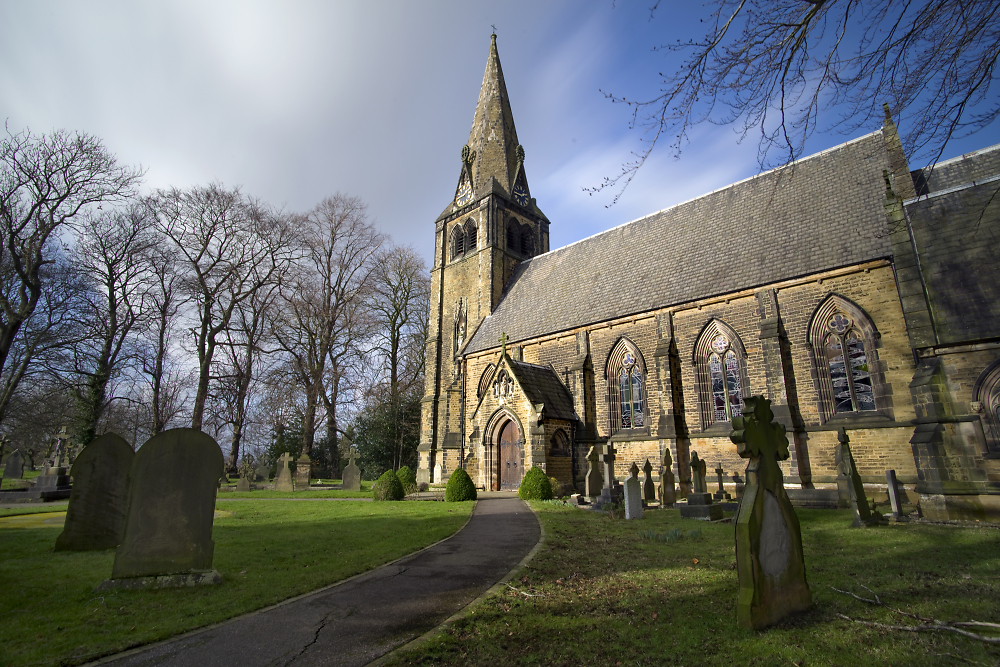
[386,503,1000,667]
[219,480,374,499]
[1,470,41,490]
[0,498,474,667]
[0,504,68,517]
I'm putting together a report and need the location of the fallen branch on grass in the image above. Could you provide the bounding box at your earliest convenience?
[506,583,545,597]
[832,585,1000,644]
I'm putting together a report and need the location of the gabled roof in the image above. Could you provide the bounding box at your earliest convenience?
[507,359,576,421]
[467,131,894,354]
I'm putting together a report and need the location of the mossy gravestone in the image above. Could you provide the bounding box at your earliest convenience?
[99,429,224,590]
[2,448,24,480]
[55,433,133,552]
[731,396,811,629]
[835,428,879,527]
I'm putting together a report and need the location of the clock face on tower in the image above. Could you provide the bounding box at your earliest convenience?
[512,183,529,207]
[456,181,472,206]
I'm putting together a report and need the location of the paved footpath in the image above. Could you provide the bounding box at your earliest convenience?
[91,495,540,667]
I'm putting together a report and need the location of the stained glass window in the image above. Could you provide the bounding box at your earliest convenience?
[618,351,644,429]
[825,313,876,413]
[709,345,744,423]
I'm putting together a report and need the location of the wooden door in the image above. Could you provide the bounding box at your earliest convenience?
[498,421,522,491]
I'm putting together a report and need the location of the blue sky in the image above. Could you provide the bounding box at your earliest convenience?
[2,0,998,265]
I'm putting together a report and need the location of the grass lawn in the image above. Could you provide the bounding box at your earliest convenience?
[1,469,41,491]
[218,480,374,499]
[0,504,68,518]
[386,502,1000,667]
[0,498,473,667]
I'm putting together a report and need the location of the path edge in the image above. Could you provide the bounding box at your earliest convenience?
[77,500,479,667]
[365,498,547,667]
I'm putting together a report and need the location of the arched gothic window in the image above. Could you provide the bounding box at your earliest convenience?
[694,320,750,428]
[973,360,1000,455]
[807,295,889,422]
[606,338,647,434]
[477,363,496,399]
[449,225,464,261]
[520,225,534,257]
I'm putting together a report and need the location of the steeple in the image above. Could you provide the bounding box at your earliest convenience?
[463,34,525,200]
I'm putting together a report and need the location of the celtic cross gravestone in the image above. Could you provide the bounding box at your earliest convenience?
[275,452,294,492]
[731,396,812,629]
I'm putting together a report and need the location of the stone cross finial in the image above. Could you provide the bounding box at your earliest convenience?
[347,447,359,467]
[498,332,508,357]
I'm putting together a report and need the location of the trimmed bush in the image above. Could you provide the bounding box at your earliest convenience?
[445,467,477,502]
[372,469,404,501]
[396,466,417,495]
[518,466,553,500]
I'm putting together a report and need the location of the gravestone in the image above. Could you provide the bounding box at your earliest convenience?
[2,448,24,481]
[584,446,602,500]
[731,472,745,500]
[294,453,312,490]
[623,462,643,520]
[236,456,253,492]
[596,442,622,508]
[255,463,270,483]
[55,433,133,551]
[835,428,878,527]
[680,451,722,520]
[714,464,732,501]
[731,396,812,629]
[275,452,295,492]
[99,429,224,589]
[642,459,656,504]
[885,469,907,521]
[31,429,73,501]
[659,449,676,507]
[342,447,361,492]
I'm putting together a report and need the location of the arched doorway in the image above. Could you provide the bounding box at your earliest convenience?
[498,420,523,491]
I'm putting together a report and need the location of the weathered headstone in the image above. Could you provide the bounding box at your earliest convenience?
[680,451,722,520]
[713,464,732,501]
[275,452,295,492]
[885,469,907,521]
[642,459,656,503]
[342,447,361,492]
[2,448,24,481]
[835,428,878,527]
[731,396,812,629]
[99,428,224,589]
[55,433,133,551]
[623,462,643,520]
[659,449,676,507]
[584,446,602,500]
[294,453,312,490]
[236,455,254,492]
[255,463,269,483]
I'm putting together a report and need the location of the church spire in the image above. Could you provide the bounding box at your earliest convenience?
[465,33,523,199]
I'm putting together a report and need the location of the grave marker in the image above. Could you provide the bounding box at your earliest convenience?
[596,442,622,508]
[342,447,361,492]
[835,428,878,527]
[55,433,133,551]
[623,463,643,520]
[713,464,732,501]
[294,453,312,490]
[236,455,254,492]
[680,451,722,520]
[99,429,224,589]
[885,469,907,521]
[659,449,676,507]
[731,396,811,629]
[584,446,602,500]
[275,452,295,492]
[642,458,656,503]
[2,449,23,481]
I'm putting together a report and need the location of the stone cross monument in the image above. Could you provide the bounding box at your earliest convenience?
[731,396,812,629]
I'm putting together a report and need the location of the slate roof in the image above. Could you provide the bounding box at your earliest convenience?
[467,131,894,354]
[904,144,1000,345]
[508,359,576,421]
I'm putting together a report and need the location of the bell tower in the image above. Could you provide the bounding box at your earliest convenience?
[417,33,549,485]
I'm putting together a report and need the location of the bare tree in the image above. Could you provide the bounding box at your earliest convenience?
[273,195,383,474]
[69,204,156,445]
[591,0,1000,202]
[0,127,141,396]
[149,183,293,431]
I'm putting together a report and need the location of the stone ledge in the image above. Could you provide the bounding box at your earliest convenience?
[95,569,222,592]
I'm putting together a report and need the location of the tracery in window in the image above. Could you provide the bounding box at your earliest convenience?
[606,338,647,434]
[807,294,887,422]
[477,363,496,399]
[971,360,1000,454]
[694,320,749,428]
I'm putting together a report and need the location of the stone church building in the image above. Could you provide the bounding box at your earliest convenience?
[417,34,1000,521]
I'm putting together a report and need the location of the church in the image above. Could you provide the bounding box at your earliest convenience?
[417,34,1000,522]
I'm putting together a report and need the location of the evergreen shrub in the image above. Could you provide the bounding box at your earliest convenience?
[396,466,417,495]
[372,469,404,501]
[445,467,477,502]
[518,466,553,500]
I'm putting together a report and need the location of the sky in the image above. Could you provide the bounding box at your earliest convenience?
[2,0,998,266]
